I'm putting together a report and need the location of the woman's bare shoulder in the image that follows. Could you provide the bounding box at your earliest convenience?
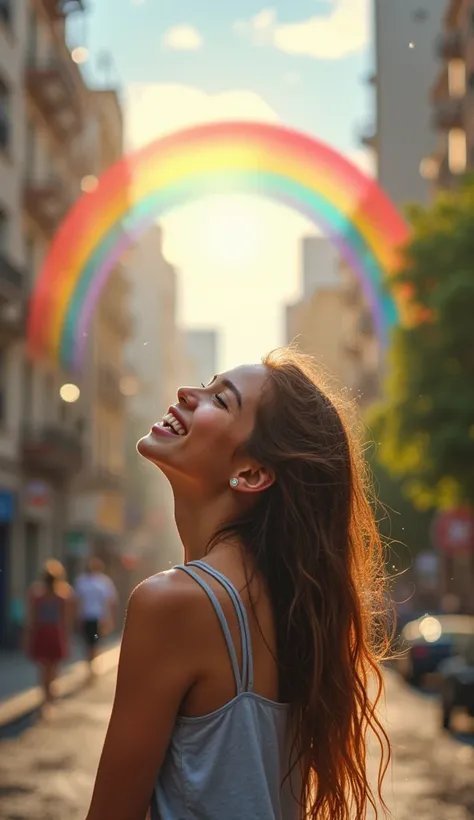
[127,568,213,635]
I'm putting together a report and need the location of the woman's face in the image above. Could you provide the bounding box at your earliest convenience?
[137,364,271,493]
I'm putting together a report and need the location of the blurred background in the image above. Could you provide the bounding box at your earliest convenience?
[0,1,474,818]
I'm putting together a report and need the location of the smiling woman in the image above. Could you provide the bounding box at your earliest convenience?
[85,346,391,820]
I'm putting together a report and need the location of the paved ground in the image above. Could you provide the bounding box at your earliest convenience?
[0,634,120,703]
[0,668,473,819]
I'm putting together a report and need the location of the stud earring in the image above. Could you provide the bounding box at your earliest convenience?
[229,477,239,488]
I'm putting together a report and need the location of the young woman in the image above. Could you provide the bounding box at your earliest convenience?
[86,348,391,820]
[26,559,74,711]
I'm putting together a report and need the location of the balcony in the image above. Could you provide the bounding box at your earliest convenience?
[98,365,125,409]
[22,425,83,482]
[0,0,12,28]
[25,58,82,142]
[432,98,464,130]
[358,122,377,151]
[0,252,25,342]
[0,252,24,303]
[436,30,463,61]
[40,0,85,20]
[23,175,71,236]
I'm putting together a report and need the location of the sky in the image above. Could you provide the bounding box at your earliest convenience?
[70,0,375,372]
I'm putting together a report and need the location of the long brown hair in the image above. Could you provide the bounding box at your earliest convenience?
[211,347,391,820]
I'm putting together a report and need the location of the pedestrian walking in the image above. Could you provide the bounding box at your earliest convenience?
[75,557,118,675]
[25,559,74,714]
[86,348,392,820]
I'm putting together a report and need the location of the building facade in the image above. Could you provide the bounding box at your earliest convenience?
[286,240,381,410]
[66,89,132,589]
[369,0,447,207]
[0,1,132,644]
[429,0,474,189]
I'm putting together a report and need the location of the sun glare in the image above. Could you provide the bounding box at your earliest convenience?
[180,196,267,267]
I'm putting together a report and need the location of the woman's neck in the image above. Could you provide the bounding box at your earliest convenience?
[173,490,240,563]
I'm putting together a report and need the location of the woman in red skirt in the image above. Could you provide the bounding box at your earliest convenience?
[26,560,74,710]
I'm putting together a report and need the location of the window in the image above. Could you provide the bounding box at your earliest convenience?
[0,1,12,30]
[448,60,466,98]
[27,8,37,64]
[448,128,467,174]
[22,360,33,423]
[0,208,7,253]
[0,349,5,423]
[44,372,55,422]
[24,235,35,292]
[0,76,10,152]
[25,119,36,178]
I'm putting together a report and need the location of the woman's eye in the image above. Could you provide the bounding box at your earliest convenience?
[214,394,228,409]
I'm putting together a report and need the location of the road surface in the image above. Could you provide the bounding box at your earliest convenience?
[0,668,473,819]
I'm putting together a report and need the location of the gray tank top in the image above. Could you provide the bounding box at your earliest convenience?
[150,560,301,820]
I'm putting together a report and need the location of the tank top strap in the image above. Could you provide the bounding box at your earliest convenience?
[189,560,254,693]
[176,564,244,694]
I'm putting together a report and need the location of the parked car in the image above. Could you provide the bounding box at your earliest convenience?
[438,636,474,730]
[396,614,474,687]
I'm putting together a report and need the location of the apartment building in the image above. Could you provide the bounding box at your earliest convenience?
[285,240,381,409]
[0,0,88,644]
[66,89,132,585]
[428,0,474,189]
[0,1,133,645]
[367,0,447,207]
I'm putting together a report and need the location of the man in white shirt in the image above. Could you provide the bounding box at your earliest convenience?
[75,557,118,673]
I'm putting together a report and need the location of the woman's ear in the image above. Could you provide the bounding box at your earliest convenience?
[230,464,275,493]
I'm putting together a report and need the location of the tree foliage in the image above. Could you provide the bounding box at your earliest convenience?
[368,176,474,511]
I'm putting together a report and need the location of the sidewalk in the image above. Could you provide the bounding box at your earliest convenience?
[0,634,121,735]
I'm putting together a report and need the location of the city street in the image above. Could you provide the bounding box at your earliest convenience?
[0,667,473,819]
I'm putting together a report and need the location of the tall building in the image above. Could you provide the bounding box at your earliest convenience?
[299,237,340,298]
[66,89,132,587]
[368,0,447,207]
[286,242,381,409]
[429,0,474,189]
[286,237,344,389]
[185,330,219,384]
[0,0,89,645]
[0,1,132,644]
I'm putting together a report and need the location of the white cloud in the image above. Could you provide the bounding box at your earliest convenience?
[234,0,370,60]
[162,24,203,51]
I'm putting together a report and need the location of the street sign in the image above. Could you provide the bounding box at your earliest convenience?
[432,508,474,556]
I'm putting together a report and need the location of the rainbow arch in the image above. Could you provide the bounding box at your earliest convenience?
[27,121,409,372]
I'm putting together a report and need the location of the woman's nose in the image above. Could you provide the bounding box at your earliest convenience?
[177,386,199,408]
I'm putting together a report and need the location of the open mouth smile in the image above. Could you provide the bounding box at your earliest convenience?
[153,408,188,437]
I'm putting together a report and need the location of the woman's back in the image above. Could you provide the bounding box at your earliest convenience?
[33,587,64,624]
[152,559,300,820]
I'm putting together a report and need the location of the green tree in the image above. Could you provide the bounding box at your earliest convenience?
[369,176,474,511]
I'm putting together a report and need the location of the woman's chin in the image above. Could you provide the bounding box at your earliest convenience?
[136,434,162,464]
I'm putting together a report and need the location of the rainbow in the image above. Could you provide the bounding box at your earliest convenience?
[27,121,409,372]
